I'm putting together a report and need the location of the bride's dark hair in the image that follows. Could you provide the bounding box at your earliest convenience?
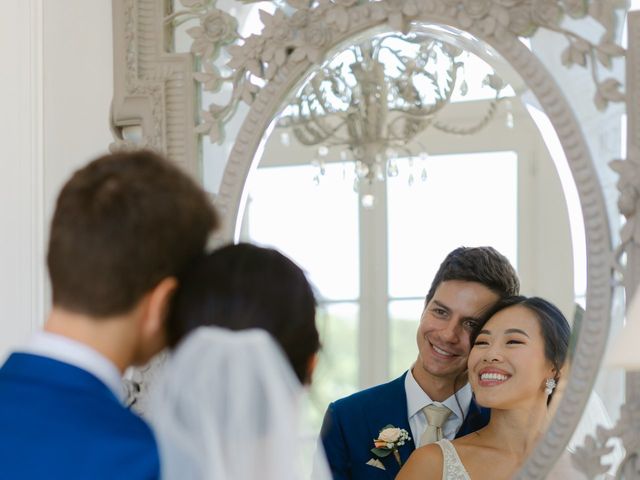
[166,242,320,384]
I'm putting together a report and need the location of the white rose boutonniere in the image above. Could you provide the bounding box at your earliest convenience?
[371,425,411,466]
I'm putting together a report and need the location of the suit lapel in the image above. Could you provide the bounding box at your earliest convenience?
[365,373,415,479]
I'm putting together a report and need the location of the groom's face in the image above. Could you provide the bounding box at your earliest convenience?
[415,280,499,384]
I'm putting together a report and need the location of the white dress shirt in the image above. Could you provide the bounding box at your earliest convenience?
[20,331,124,402]
[405,368,472,446]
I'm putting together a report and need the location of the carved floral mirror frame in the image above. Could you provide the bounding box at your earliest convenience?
[110,0,640,477]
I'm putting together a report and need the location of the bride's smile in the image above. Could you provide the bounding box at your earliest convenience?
[477,368,511,387]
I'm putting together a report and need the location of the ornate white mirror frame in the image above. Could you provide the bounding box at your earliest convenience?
[110,1,638,477]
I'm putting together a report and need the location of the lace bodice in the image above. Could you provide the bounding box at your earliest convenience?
[435,439,471,480]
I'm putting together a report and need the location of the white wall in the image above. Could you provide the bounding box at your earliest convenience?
[43,0,114,218]
[0,0,113,358]
[0,0,42,357]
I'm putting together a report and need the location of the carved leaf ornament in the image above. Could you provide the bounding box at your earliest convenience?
[165,0,626,144]
[571,399,640,479]
[611,156,640,276]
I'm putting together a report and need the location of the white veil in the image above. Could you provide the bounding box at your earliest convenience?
[148,326,331,480]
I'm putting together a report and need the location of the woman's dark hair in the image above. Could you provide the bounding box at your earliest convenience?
[472,296,571,402]
[166,243,319,384]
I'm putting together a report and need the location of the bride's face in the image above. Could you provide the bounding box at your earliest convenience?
[467,305,555,410]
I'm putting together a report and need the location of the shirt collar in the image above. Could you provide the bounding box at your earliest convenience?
[405,367,472,421]
[20,331,124,402]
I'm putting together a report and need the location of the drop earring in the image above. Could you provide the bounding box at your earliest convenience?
[544,378,557,395]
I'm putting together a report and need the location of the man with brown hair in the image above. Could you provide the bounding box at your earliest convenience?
[0,151,218,479]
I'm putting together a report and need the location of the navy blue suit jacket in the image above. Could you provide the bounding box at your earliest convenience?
[0,353,160,479]
[320,372,490,480]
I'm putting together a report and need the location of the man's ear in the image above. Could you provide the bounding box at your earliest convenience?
[141,276,178,341]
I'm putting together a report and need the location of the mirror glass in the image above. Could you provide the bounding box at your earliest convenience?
[233,26,591,438]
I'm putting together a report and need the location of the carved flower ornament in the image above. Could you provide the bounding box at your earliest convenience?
[188,8,237,59]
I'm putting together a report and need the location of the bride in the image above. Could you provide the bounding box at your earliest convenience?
[147,243,330,479]
[397,296,570,480]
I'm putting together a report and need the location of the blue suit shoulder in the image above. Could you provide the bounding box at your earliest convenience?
[320,374,409,480]
[0,353,160,480]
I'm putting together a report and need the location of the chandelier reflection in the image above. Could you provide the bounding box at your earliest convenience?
[277,33,508,191]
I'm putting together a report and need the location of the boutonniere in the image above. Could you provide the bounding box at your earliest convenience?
[371,425,411,466]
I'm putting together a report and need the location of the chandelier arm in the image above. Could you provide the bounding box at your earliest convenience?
[385,115,430,142]
[328,71,352,105]
[392,65,456,118]
[389,102,444,117]
[291,125,332,146]
[391,58,468,119]
[307,105,347,139]
[380,43,457,116]
[308,72,359,141]
[313,115,351,141]
[278,97,305,125]
[290,116,351,145]
[284,91,325,128]
[308,75,346,117]
[305,81,326,115]
[431,99,501,135]
[280,79,353,145]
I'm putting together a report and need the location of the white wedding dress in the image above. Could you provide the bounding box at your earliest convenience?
[147,326,331,480]
[435,439,471,480]
[434,392,621,480]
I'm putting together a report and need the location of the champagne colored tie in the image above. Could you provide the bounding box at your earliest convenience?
[420,404,452,446]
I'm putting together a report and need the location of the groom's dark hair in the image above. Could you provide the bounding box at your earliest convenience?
[425,246,519,307]
[47,150,218,317]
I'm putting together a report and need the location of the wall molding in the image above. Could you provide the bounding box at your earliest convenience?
[28,0,46,330]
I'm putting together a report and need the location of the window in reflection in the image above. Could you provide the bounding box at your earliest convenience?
[244,163,359,301]
[243,151,519,431]
[306,303,359,428]
[387,151,518,299]
[389,299,423,379]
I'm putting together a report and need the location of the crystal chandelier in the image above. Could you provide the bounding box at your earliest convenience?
[276,32,508,190]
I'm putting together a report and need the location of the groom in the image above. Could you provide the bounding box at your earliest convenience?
[0,151,218,479]
[320,246,519,479]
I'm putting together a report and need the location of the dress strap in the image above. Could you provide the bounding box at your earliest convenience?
[435,439,471,480]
